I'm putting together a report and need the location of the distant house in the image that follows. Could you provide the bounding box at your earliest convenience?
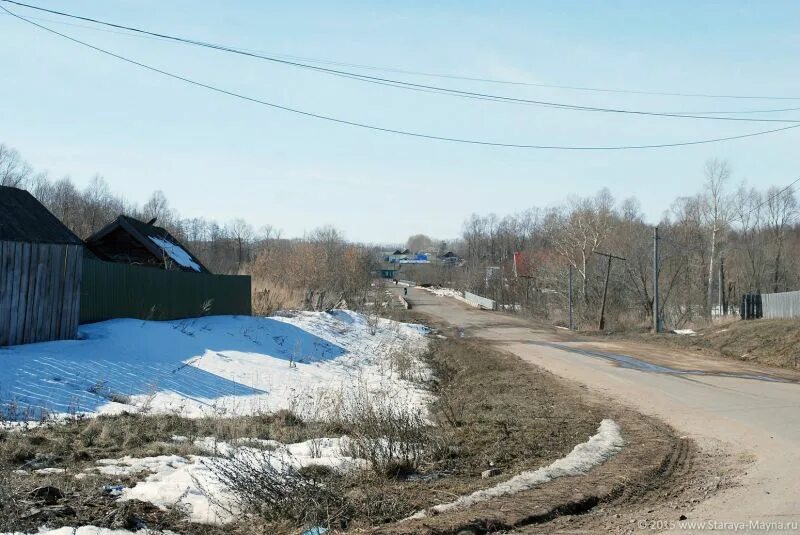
[377,263,402,279]
[0,186,84,346]
[439,251,460,265]
[86,215,209,273]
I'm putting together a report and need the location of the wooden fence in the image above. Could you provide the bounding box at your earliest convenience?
[80,258,251,324]
[0,241,83,346]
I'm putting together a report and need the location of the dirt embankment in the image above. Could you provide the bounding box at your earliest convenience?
[373,316,706,535]
[594,318,800,371]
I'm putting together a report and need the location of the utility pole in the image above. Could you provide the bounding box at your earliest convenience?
[653,227,660,333]
[597,251,626,331]
[719,256,726,316]
[568,264,574,330]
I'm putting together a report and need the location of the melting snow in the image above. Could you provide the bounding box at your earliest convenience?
[84,436,367,525]
[673,329,697,336]
[149,236,202,272]
[422,287,464,300]
[410,419,624,518]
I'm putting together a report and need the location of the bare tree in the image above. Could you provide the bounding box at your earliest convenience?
[228,218,254,272]
[732,185,766,293]
[406,234,433,253]
[765,185,798,292]
[545,190,615,306]
[701,159,731,314]
[0,144,32,187]
[142,190,171,224]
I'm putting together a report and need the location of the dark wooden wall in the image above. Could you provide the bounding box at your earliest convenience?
[0,241,83,346]
[87,227,163,268]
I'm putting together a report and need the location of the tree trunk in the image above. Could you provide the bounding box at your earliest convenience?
[707,227,716,316]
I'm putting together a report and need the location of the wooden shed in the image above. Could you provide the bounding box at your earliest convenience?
[0,186,84,346]
[86,215,209,273]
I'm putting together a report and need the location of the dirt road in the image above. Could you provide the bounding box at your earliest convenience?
[395,287,800,528]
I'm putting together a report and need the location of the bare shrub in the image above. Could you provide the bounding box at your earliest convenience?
[0,471,23,530]
[202,448,350,529]
[334,388,433,478]
[387,346,427,383]
[248,228,376,314]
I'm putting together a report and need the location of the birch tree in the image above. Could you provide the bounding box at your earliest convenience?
[701,159,731,314]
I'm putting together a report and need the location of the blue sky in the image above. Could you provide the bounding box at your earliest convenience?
[2,1,799,243]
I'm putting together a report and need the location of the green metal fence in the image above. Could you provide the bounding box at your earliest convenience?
[80,258,251,324]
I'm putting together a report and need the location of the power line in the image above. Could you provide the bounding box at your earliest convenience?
[4,0,800,103]
[3,1,800,124]
[2,9,799,117]
[4,6,800,151]
[741,177,800,216]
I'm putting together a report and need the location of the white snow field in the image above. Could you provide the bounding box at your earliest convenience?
[0,310,430,421]
[409,419,624,519]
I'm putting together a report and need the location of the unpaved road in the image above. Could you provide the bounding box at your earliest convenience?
[395,287,800,529]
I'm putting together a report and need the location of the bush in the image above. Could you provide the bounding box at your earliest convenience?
[333,388,434,478]
[203,448,350,529]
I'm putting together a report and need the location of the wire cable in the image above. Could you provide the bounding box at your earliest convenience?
[4,0,799,102]
[2,8,799,116]
[4,6,800,151]
[3,0,800,123]
[741,177,800,217]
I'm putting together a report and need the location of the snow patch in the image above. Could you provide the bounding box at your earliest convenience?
[422,287,464,300]
[409,419,624,519]
[149,236,202,272]
[86,436,367,525]
[673,329,696,336]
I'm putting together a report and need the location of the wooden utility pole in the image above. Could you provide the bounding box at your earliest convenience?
[568,264,574,330]
[653,227,660,333]
[596,251,626,331]
[719,256,726,316]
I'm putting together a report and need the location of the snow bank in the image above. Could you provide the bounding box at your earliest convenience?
[0,311,430,421]
[410,419,624,519]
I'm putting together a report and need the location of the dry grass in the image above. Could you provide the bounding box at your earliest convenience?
[605,318,800,370]
[0,410,354,474]
[251,282,306,316]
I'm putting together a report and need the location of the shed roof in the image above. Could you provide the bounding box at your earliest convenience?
[86,215,209,273]
[0,186,83,245]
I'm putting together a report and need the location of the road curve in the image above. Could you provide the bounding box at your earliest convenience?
[395,287,800,527]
